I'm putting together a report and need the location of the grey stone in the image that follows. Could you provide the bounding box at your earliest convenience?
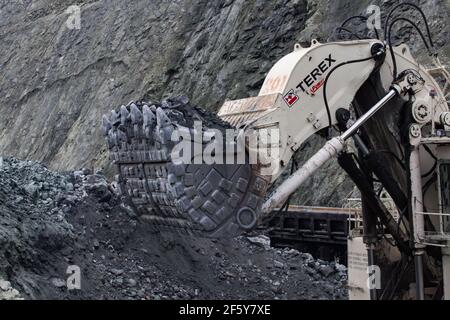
[335,263,347,273]
[284,248,300,256]
[319,265,335,278]
[111,268,124,275]
[274,260,285,269]
[114,277,124,286]
[0,279,11,291]
[127,279,137,287]
[304,267,316,276]
[247,235,271,250]
[65,183,74,192]
[24,182,39,196]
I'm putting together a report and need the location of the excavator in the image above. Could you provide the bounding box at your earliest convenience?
[102,3,450,300]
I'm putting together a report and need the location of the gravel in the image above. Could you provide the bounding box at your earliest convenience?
[0,157,347,300]
[0,278,22,300]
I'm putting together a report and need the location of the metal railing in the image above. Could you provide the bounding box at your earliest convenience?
[417,210,450,247]
[344,193,400,236]
[426,57,450,106]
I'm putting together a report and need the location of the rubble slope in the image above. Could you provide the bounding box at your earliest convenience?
[0,157,347,300]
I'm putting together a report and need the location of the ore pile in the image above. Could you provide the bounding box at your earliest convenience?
[0,157,347,300]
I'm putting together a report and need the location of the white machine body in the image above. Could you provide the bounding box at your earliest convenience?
[218,39,450,299]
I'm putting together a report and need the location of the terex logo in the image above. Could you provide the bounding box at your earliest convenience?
[283,89,299,107]
[296,54,337,94]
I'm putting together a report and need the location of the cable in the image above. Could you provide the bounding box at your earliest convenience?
[422,174,437,213]
[423,144,437,160]
[341,15,368,28]
[396,206,410,238]
[340,15,380,40]
[421,160,437,179]
[384,2,434,48]
[384,3,436,80]
[421,144,438,178]
[322,53,380,136]
[335,27,362,40]
[382,256,412,300]
[387,17,432,80]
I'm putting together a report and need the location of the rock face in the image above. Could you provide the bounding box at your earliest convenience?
[0,0,449,206]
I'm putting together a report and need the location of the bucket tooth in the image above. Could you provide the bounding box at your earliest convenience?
[143,105,156,129]
[156,107,174,144]
[101,115,112,136]
[120,105,129,125]
[108,129,118,146]
[110,110,120,126]
[143,105,156,139]
[156,107,171,128]
[130,104,142,124]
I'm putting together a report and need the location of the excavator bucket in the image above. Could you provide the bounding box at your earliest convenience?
[102,97,272,238]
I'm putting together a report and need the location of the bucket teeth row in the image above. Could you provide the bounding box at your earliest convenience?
[130,104,142,125]
[101,115,112,136]
[156,107,171,128]
[102,102,174,144]
[101,98,268,238]
[120,105,129,126]
[143,105,156,139]
[143,105,156,128]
